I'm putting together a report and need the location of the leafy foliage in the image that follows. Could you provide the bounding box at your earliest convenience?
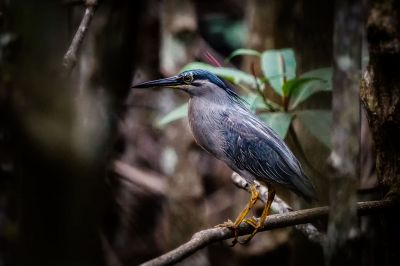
[261,49,296,96]
[289,68,332,109]
[159,48,332,148]
[226,48,261,61]
[258,112,293,139]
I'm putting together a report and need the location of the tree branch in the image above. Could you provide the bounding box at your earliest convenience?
[63,0,98,70]
[140,199,395,266]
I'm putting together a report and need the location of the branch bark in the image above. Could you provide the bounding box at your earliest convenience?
[139,199,394,266]
[63,0,98,70]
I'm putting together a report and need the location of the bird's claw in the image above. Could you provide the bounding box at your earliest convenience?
[216,184,272,246]
[215,218,263,246]
[239,223,263,244]
[214,220,241,246]
[243,217,258,228]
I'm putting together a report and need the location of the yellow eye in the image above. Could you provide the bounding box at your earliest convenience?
[182,73,193,84]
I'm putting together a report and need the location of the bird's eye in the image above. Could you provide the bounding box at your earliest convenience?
[182,73,193,84]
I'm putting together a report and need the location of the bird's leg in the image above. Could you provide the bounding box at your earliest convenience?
[232,184,259,227]
[216,184,259,246]
[240,184,275,244]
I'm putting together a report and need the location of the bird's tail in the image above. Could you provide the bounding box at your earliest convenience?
[292,173,318,203]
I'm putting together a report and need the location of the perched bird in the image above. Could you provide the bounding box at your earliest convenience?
[133,69,317,245]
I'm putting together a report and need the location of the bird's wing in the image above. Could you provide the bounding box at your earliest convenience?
[220,109,303,188]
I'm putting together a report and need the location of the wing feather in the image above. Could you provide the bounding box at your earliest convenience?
[221,108,316,201]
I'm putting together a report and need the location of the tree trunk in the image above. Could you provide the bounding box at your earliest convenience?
[325,0,362,265]
[360,1,400,265]
[361,0,400,194]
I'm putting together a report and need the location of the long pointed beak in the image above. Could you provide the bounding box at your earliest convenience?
[132,76,182,89]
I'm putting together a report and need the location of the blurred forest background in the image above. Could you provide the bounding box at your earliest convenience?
[1,0,400,266]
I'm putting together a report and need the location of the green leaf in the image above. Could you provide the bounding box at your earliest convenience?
[242,92,283,113]
[281,49,297,79]
[181,62,259,89]
[242,93,260,112]
[282,78,319,98]
[212,68,256,88]
[296,110,332,148]
[258,112,293,139]
[301,67,332,88]
[180,62,215,72]
[242,93,270,112]
[261,49,297,96]
[226,48,261,61]
[157,103,188,127]
[289,67,332,109]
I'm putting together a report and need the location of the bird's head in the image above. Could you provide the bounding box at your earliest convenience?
[132,69,236,98]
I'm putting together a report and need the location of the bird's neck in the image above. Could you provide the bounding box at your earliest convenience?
[188,96,226,129]
[188,95,227,113]
[188,90,235,106]
[187,97,227,157]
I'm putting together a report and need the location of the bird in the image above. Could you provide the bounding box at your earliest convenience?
[132,69,317,245]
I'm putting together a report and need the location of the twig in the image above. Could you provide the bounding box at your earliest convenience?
[140,199,394,266]
[248,62,280,112]
[190,37,230,68]
[204,51,222,68]
[113,161,167,196]
[63,0,98,70]
[250,62,266,102]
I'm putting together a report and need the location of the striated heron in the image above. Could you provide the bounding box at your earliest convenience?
[132,69,317,245]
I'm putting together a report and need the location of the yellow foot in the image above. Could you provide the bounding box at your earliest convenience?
[215,219,240,246]
[243,217,258,228]
[215,184,263,247]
